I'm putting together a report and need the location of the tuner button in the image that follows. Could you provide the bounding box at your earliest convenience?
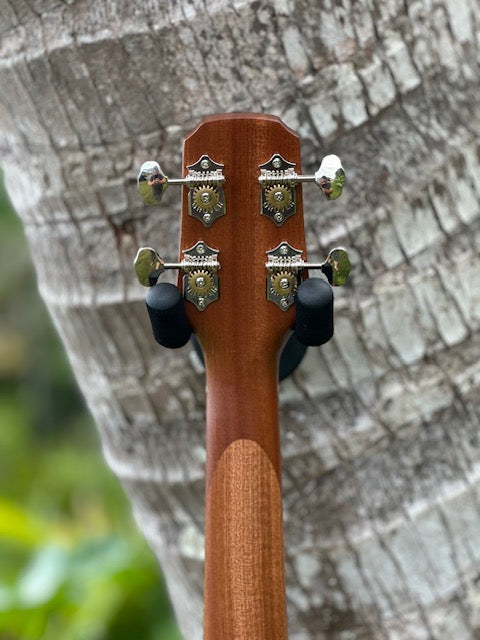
[294,278,334,347]
[134,247,165,287]
[322,248,351,286]
[138,160,169,205]
[314,154,345,200]
[146,283,192,349]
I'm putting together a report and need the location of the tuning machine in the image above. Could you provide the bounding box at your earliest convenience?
[266,242,350,309]
[134,242,220,312]
[133,241,220,348]
[265,242,350,346]
[138,155,225,227]
[258,153,345,225]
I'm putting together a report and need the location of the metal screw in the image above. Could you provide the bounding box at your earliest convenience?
[272,156,282,169]
[280,297,289,309]
[274,212,284,223]
[198,297,205,308]
[197,244,205,255]
[274,190,284,202]
[201,191,211,203]
[279,277,290,290]
[196,276,206,288]
[279,244,289,255]
[200,158,210,170]
[203,213,212,224]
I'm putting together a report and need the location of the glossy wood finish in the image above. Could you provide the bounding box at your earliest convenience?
[178,114,307,639]
[205,439,286,639]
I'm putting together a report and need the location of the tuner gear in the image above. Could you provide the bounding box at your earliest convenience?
[264,184,293,212]
[270,271,297,297]
[187,269,216,298]
[192,185,221,214]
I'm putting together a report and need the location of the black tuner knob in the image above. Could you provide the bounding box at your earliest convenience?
[294,278,334,347]
[146,283,192,349]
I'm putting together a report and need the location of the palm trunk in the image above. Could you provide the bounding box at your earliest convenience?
[1,1,480,637]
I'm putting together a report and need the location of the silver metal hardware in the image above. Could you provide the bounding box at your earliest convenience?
[134,241,220,311]
[265,242,350,311]
[313,155,345,200]
[138,161,168,206]
[258,155,297,226]
[265,242,302,310]
[182,241,220,310]
[186,156,225,226]
[258,153,346,225]
[137,155,225,227]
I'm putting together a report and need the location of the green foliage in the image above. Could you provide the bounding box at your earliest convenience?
[0,178,182,640]
[0,532,181,640]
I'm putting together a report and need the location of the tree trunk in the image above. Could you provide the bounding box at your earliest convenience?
[1,1,480,637]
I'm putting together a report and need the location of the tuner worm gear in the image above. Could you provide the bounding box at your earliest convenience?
[270,271,297,296]
[187,269,216,297]
[192,185,221,214]
[264,184,293,212]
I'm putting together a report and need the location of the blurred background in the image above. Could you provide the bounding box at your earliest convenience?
[0,176,181,639]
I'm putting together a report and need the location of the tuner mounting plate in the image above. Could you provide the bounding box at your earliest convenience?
[186,155,225,227]
[258,154,297,226]
[265,242,303,311]
[182,241,220,311]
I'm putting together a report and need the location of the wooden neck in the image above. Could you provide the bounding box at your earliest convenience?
[203,351,287,639]
[178,114,306,639]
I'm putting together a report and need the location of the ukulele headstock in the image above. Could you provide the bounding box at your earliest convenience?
[134,113,350,364]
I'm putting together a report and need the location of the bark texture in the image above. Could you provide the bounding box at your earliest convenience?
[1,1,480,638]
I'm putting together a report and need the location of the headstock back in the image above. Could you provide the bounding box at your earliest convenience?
[178,113,306,370]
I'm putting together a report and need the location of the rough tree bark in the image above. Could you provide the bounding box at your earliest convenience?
[1,1,480,638]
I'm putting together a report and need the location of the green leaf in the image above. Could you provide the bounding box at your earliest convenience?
[0,497,47,547]
[17,545,69,607]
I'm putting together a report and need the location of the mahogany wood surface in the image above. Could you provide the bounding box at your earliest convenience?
[178,114,307,639]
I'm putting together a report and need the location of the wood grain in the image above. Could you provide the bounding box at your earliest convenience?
[204,439,286,640]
